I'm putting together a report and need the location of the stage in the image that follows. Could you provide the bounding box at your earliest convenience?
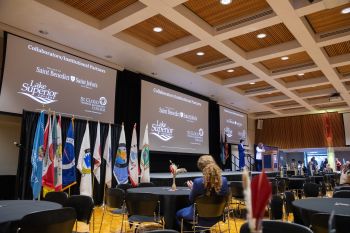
[150,171,278,186]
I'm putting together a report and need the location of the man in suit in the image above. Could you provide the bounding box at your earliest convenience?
[238,139,245,170]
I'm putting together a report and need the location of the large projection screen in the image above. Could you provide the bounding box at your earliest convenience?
[0,34,117,122]
[140,80,209,154]
[219,106,248,144]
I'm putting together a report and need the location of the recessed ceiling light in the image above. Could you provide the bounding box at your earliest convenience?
[38,29,48,35]
[220,0,232,5]
[227,69,234,73]
[196,51,205,56]
[153,27,163,32]
[257,33,267,39]
[298,73,304,76]
[341,7,350,14]
[105,55,112,59]
[281,56,289,60]
[249,82,256,85]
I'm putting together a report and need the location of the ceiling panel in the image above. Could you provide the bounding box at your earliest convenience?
[280,70,324,83]
[230,23,295,52]
[183,0,270,27]
[254,111,275,116]
[235,81,270,91]
[270,100,300,108]
[123,14,191,47]
[59,0,138,20]
[260,51,313,70]
[315,102,348,110]
[255,92,285,99]
[295,84,334,94]
[211,66,251,80]
[305,3,350,33]
[175,45,229,67]
[323,40,350,57]
[279,107,307,114]
[337,65,350,76]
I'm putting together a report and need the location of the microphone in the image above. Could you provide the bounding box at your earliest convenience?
[13,141,22,148]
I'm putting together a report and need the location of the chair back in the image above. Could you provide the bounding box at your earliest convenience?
[116,183,133,191]
[270,195,283,220]
[332,190,350,198]
[126,192,159,217]
[106,188,125,208]
[229,181,244,199]
[303,182,319,197]
[144,230,179,233]
[44,191,68,205]
[240,220,313,233]
[63,195,94,224]
[311,213,350,233]
[18,207,76,233]
[334,185,350,191]
[284,191,295,215]
[138,182,155,187]
[194,195,226,218]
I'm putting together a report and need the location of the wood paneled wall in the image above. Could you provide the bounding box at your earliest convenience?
[255,112,345,149]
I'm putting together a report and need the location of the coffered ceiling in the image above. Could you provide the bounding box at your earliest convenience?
[0,0,349,119]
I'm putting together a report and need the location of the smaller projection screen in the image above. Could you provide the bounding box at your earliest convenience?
[219,106,248,144]
[140,80,209,154]
[0,33,117,122]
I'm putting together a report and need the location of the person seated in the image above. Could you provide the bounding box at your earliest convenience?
[336,158,342,171]
[340,162,350,185]
[176,155,228,230]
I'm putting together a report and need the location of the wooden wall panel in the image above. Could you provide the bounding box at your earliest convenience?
[255,112,345,148]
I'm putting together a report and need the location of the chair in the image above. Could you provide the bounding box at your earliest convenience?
[125,192,163,231]
[284,191,295,221]
[144,230,179,233]
[181,195,228,233]
[311,213,350,233]
[17,207,76,233]
[117,183,133,191]
[303,182,319,197]
[332,190,350,198]
[44,191,68,205]
[269,195,283,220]
[240,220,313,233]
[334,185,350,192]
[138,182,155,187]
[229,181,245,217]
[99,188,126,233]
[64,195,94,233]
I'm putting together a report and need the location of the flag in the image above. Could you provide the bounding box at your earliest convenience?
[77,122,92,197]
[140,124,150,183]
[42,114,56,195]
[220,133,226,165]
[128,123,139,187]
[93,122,102,183]
[113,124,128,184]
[30,111,45,199]
[54,115,62,191]
[103,124,112,188]
[62,119,76,190]
[224,134,229,161]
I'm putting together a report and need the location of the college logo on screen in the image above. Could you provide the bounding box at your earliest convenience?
[18,80,58,105]
[150,120,174,141]
[224,127,233,138]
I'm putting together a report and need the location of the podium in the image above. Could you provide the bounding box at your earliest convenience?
[262,145,278,171]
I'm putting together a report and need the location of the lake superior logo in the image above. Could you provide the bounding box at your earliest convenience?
[224,127,233,138]
[151,120,174,141]
[18,80,58,105]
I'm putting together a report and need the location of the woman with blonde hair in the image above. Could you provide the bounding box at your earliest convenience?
[176,155,228,229]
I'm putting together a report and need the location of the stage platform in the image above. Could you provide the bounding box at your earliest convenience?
[150,171,278,186]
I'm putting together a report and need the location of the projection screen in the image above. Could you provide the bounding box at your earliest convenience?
[219,106,248,144]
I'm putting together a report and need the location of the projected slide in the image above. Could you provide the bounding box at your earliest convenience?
[219,106,247,144]
[0,34,117,122]
[140,80,209,154]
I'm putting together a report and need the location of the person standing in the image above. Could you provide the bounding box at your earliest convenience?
[255,142,265,172]
[238,139,245,170]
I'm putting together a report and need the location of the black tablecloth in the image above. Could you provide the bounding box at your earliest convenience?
[0,200,61,233]
[292,198,350,226]
[127,187,191,229]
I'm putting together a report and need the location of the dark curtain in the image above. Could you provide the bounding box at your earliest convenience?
[15,110,121,204]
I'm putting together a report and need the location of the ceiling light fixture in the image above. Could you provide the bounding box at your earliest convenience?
[105,55,112,59]
[153,27,163,32]
[220,0,232,5]
[341,7,350,14]
[38,29,48,35]
[281,56,289,60]
[249,82,256,85]
[196,51,205,56]
[227,69,234,73]
[257,33,267,38]
[298,73,304,76]
[329,92,342,102]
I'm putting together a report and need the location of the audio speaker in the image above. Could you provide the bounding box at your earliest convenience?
[257,119,263,129]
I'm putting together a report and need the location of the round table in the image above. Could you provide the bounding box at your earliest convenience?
[127,186,191,229]
[292,198,350,226]
[0,200,61,233]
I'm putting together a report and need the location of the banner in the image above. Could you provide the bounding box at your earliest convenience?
[77,122,92,197]
[140,124,150,183]
[128,124,139,187]
[113,124,128,184]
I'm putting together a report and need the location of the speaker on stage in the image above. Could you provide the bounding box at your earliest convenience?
[257,119,263,129]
